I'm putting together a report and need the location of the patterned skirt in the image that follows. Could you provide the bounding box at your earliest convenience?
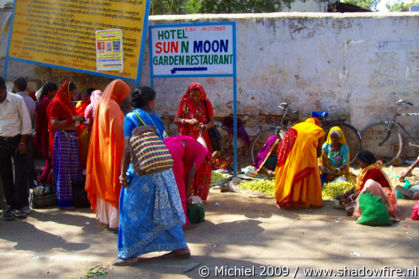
[53,130,82,207]
[118,168,187,259]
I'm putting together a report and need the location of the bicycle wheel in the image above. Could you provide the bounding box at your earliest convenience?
[361,121,403,165]
[250,127,278,163]
[325,122,362,165]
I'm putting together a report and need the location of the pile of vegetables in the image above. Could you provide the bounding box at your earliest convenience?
[211,171,230,184]
[235,178,353,200]
[238,179,275,196]
[321,181,353,200]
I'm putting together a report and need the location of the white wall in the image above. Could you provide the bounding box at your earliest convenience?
[144,13,418,145]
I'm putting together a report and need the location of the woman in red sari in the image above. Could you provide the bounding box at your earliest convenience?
[174,82,214,201]
[337,151,398,219]
[47,81,83,208]
[33,82,57,183]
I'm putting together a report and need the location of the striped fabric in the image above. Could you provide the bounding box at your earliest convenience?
[53,130,82,207]
[130,128,173,176]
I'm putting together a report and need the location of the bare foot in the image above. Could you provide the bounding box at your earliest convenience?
[112,257,138,266]
[160,248,191,259]
[183,224,197,231]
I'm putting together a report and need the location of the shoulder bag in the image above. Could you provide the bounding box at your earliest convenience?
[129,113,174,176]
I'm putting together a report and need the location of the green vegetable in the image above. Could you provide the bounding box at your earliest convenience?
[239,179,275,196]
[235,177,354,199]
[211,171,230,184]
[322,181,353,200]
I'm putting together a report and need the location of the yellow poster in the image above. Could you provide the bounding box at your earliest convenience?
[8,0,149,81]
[96,29,123,72]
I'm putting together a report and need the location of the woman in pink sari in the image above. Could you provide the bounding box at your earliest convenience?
[164,136,208,226]
[84,89,104,127]
[33,82,58,183]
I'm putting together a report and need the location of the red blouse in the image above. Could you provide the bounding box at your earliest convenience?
[361,168,390,190]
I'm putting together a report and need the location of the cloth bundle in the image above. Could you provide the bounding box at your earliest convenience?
[29,185,57,208]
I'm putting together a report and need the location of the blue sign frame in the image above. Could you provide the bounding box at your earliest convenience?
[3,0,151,87]
[149,21,238,176]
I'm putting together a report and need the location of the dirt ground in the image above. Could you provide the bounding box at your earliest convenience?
[0,166,418,279]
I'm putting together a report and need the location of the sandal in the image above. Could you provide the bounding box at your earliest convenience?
[112,258,138,266]
[395,186,414,199]
[183,224,197,231]
[159,251,191,259]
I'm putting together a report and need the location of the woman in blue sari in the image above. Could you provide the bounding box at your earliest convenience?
[114,87,190,265]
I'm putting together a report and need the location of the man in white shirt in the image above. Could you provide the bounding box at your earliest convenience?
[14,77,36,192]
[0,76,32,221]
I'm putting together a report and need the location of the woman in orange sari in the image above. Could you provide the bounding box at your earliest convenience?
[85,80,130,229]
[174,82,214,201]
[275,118,325,208]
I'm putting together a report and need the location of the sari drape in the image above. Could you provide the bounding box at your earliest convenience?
[252,135,280,172]
[275,118,325,208]
[34,95,52,183]
[47,81,77,157]
[176,82,213,201]
[164,135,208,225]
[118,108,186,259]
[85,80,130,228]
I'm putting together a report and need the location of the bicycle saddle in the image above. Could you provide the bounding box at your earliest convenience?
[278,102,288,110]
[396,99,413,106]
[312,111,328,117]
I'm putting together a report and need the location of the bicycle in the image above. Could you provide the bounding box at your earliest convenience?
[361,99,418,165]
[250,103,362,165]
[249,102,299,163]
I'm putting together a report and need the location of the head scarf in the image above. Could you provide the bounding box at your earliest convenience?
[325,126,348,146]
[177,81,213,144]
[90,90,104,107]
[50,80,77,116]
[84,90,104,120]
[180,82,209,119]
[321,126,350,176]
[185,82,207,100]
[100,80,130,104]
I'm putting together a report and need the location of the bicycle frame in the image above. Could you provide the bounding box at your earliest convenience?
[379,102,418,148]
[395,122,419,148]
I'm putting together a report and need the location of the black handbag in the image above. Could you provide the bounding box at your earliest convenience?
[204,100,221,151]
[72,179,90,208]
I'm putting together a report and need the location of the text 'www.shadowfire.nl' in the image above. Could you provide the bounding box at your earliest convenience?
[197,265,418,278]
